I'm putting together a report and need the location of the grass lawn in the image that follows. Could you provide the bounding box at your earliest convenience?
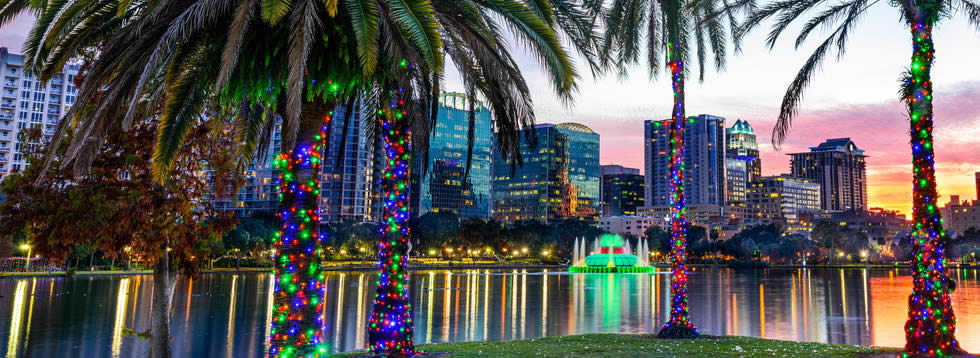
[337,334,902,357]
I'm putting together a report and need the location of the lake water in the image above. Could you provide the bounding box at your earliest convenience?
[1,268,978,356]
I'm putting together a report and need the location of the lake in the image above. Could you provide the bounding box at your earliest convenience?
[1,267,978,356]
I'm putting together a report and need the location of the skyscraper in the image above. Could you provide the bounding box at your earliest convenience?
[412,92,492,218]
[789,138,868,211]
[600,165,645,216]
[975,171,979,201]
[212,101,379,222]
[0,48,80,179]
[726,119,762,180]
[492,123,600,223]
[644,114,726,206]
[319,101,379,222]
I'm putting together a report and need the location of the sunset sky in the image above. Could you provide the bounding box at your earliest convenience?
[2,8,978,216]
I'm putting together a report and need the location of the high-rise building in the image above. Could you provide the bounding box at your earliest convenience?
[975,171,979,201]
[412,92,492,218]
[600,164,645,216]
[213,101,379,222]
[789,138,868,211]
[725,157,748,203]
[0,48,80,179]
[644,114,726,206]
[747,175,822,235]
[726,119,762,180]
[319,101,379,222]
[492,122,600,223]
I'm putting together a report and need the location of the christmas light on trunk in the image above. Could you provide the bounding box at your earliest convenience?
[658,42,698,339]
[367,59,417,356]
[901,21,963,357]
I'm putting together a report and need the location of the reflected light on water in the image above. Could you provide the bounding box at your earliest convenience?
[3,268,980,355]
[5,280,27,358]
[111,278,130,358]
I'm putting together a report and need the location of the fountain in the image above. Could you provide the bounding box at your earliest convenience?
[569,234,655,273]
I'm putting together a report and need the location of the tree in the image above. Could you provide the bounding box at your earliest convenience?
[600,0,745,339]
[741,1,980,353]
[11,0,604,355]
[0,120,239,358]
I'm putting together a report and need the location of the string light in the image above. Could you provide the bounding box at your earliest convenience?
[901,22,961,357]
[367,59,417,357]
[268,83,337,358]
[660,43,698,338]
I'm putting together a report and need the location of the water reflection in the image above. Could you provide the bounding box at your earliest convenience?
[0,268,978,355]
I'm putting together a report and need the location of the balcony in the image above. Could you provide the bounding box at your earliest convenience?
[2,82,15,88]
[0,103,14,109]
[47,109,59,115]
[0,113,13,120]
[50,78,63,84]
[48,99,60,105]
[1,91,14,99]
[49,89,61,95]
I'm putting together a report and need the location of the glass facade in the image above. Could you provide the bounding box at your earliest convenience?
[412,92,492,218]
[644,114,726,206]
[492,123,600,223]
[789,138,867,211]
[726,119,761,181]
[601,165,645,217]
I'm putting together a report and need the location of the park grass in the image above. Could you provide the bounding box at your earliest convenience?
[336,334,902,357]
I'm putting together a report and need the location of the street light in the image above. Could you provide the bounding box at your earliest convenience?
[541,250,550,257]
[19,244,31,271]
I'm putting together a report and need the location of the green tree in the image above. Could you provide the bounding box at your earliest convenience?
[742,0,980,352]
[600,0,745,338]
[0,121,239,358]
[8,0,603,355]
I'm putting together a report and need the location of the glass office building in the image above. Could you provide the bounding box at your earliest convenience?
[411,92,492,218]
[492,123,600,223]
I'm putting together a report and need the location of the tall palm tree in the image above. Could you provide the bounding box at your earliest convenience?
[739,0,979,354]
[600,0,746,339]
[14,0,599,356]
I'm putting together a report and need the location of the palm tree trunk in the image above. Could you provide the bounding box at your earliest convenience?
[367,86,417,356]
[657,44,698,339]
[150,247,176,358]
[268,99,333,357]
[902,21,964,356]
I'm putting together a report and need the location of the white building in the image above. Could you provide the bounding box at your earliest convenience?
[0,48,80,179]
[597,216,661,237]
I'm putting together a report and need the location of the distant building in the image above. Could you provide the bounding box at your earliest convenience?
[819,208,911,243]
[212,101,379,221]
[726,119,762,180]
[412,92,492,218]
[940,195,980,236]
[0,48,80,179]
[597,216,659,237]
[637,204,723,228]
[789,138,867,211]
[725,157,749,203]
[975,171,979,201]
[600,165,645,216]
[644,114,726,206]
[319,101,379,222]
[747,175,822,236]
[492,123,600,223]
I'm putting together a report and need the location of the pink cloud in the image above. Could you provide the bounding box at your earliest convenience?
[589,82,980,216]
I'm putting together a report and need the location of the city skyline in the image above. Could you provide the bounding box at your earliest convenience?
[3,12,979,216]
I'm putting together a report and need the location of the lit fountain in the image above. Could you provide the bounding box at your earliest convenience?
[570,234,654,273]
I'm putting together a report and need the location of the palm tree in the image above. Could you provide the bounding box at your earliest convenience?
[13,0,599,356]
[739,0,979,354]
[600,0,745,338]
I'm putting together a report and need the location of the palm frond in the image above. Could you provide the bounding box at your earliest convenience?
[346,0,380,75]
[281,0,320,151]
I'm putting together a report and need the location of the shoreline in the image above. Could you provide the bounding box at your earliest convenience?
[334,333,909,357]
[3,262,976,278]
